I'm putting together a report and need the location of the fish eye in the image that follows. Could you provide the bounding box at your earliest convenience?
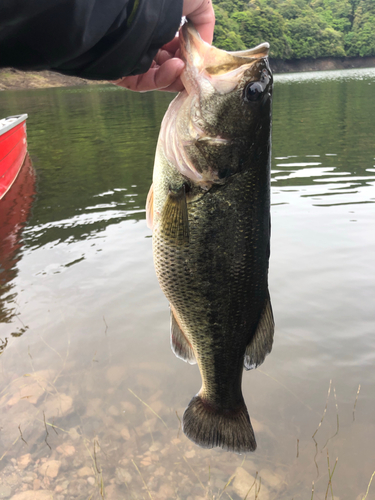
[244,82,264,102]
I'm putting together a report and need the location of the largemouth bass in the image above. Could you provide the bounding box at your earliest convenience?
[146,22,274,453]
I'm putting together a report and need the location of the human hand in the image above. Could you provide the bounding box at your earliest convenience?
[183,0,215,46]
[113,37,185,93]
[113,0,215,92]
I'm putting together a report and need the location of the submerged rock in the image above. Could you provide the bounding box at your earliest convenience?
[115,467,132,485]
[33,479,41,491]
[10,491,53,500]
[67,479,87,496]
[38,460,61,478]
[120,426,131,440]
[41,393,73,419]
[56,443,75,456]
[259,468,286,491]
[6,371,55,407]
[185,449,196,458]
[158,483,175,499]
[7,382,44,407]
[107,405,120,417]
[77,466,93,477]
[120,401,137,414]
[0,485,12,498]
[135,417,158,437]
[22,474,36,484]
[16,454,31,470]
[232,467,270,500]
[154,466,166,477]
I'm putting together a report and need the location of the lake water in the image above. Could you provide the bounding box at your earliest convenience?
[0,68,374,500]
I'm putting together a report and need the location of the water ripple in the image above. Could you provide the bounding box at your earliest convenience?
[271,153,375,207]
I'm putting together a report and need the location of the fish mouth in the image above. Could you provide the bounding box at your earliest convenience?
[180,21,270,94]
[180,21,270,63]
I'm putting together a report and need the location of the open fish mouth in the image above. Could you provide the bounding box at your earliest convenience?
[180,21,270,95]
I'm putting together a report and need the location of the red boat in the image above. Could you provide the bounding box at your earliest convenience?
[0,114,28,200]
[0,153,35,325]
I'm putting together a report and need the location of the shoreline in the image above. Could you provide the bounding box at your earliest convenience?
[270,55,375,74]
[1,55,375,91]
[0,68,106,91]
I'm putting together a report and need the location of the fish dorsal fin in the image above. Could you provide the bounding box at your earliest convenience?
[170,307,196,364]
[160,185,189,244]
[244,294,274,370]
[146,183,154,230]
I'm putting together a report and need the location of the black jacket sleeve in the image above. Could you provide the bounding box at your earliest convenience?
[0,0,183,80]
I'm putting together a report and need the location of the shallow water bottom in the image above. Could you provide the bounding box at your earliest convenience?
[1,218,374,500]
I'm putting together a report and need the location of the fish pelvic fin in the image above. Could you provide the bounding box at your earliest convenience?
[160,185,189,244]
[182,395,256,453]
[244,294,274,371]
[146,183,154,230]
[170,306,196,364]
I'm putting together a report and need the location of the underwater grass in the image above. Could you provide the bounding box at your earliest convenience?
[1,343,373,500]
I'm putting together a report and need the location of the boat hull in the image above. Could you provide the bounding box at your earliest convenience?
[0,115,28,200]
[0,153,35,324]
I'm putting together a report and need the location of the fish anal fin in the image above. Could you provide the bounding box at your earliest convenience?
[160,185,189,244]
[170,307,196,365]
[244,294,274,370]
[146,183,154,230]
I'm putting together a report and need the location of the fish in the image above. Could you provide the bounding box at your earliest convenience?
[146,21,274,453]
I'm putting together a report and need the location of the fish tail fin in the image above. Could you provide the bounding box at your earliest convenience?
[182,395,256,453]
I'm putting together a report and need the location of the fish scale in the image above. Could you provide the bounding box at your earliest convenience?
[147,22,274,453]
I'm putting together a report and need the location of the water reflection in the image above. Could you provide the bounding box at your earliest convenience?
[0,69,374,499]
[0,154,35,332]
[271,154,375,207]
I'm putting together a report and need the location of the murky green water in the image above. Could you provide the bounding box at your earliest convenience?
[0,68,374,500]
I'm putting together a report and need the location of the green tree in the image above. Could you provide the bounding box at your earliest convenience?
[213,6,246,51]
[232,5,291,58]
[211,0,375,60]
[286,15,346,58]
[345,0,375,56]
[311,0,352,33]
[214,0,248,16]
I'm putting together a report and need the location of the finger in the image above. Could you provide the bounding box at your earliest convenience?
[140,59,185,91]
[114,58,185,92]
[183,0,215,45]
[162,36,181,56]
[158,76,184,93]
[113,74,140,90]
[154,48,176,66]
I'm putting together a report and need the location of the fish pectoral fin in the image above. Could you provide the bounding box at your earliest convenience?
[160,185,189,244]
[244,294,274,370]
[146,183,154,230]
[170,307,196,365]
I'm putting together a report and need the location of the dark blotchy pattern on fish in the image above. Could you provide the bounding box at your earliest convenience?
[153,136,272,452]
[149,22,274,453]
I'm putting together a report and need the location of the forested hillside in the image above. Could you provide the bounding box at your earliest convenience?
[213,0,375,59]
